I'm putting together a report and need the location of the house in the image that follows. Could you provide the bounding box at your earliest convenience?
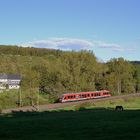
[0,74,21,91]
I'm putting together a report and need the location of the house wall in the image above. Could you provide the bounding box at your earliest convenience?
[0,79,7,83]
[0,79,21,90]
[0,86,6,90]
[8,80,20,85]
[9,85,20,89]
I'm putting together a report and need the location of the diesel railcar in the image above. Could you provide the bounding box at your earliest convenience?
[59,90,111,103]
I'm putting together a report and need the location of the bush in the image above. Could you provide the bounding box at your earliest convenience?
[74,102,94,111]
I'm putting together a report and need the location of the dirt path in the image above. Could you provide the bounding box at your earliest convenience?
[2,93,140,114]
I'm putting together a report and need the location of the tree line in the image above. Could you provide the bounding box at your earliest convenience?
[0,45,140,103]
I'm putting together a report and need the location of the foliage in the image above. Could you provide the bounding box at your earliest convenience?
[0,45,139,108]
[133,64,140,92]
[105,58,135,95]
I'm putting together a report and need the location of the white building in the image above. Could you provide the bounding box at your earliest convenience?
[0,74,21,91]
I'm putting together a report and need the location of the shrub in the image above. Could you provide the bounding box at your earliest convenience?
[74,102,94,111]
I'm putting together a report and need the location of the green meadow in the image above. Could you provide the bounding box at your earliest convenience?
[55,96,140,111]
[0,108,140,140]
[1,96,140,140]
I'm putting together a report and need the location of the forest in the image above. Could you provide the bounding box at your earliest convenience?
[0,45,140,108]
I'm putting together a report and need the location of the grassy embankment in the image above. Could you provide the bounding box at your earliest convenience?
[1,90,140,111]
[58,96,140,111]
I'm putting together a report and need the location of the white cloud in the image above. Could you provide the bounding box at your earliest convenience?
[21,38,95,51]
[98,43,121,49]
[95,41,136,52]
[20,38,136,53]
[112,48,124,52]
[95,40,121,50]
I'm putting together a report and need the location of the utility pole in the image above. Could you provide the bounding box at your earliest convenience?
[36,88,39,111]
[19,87,22,106]
[29,57,33,106]
[17,87,22,107]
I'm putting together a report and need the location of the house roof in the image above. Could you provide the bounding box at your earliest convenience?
[0,74,21,80]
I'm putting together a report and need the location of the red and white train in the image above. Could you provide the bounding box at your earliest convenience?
[59,90,111,103]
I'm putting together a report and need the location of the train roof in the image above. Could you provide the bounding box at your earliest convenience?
[62,90,109,96]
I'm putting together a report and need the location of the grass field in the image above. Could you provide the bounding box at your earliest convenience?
[0,108,140,140]
[56,96,140,111]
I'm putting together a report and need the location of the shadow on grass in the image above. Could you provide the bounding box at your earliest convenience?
[1,106,140,119]
[1,107,140,140]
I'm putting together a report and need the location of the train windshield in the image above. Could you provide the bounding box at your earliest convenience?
[60,95,65,99]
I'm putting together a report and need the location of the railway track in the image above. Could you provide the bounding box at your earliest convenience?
[2,93,140,114]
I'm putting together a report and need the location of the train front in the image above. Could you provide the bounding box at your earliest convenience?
[59,95,65,103]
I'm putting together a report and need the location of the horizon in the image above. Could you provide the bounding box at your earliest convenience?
[0,0,140,61]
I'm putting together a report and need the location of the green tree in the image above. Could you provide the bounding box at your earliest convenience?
[106,58,135,95]
[133,64,140,92]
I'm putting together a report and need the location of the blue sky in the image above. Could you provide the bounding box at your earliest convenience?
[0,0,140,61]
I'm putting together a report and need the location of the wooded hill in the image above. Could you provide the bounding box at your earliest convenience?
[0,45,140,103]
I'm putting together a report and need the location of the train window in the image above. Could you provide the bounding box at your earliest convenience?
[88,94,89,97]
[91,94,93,96]
[96,93,99,96]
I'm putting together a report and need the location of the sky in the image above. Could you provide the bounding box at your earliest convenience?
[0,0,140,61]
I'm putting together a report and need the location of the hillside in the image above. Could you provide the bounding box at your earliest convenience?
[0,45,62,57]
[0,45,140,109]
